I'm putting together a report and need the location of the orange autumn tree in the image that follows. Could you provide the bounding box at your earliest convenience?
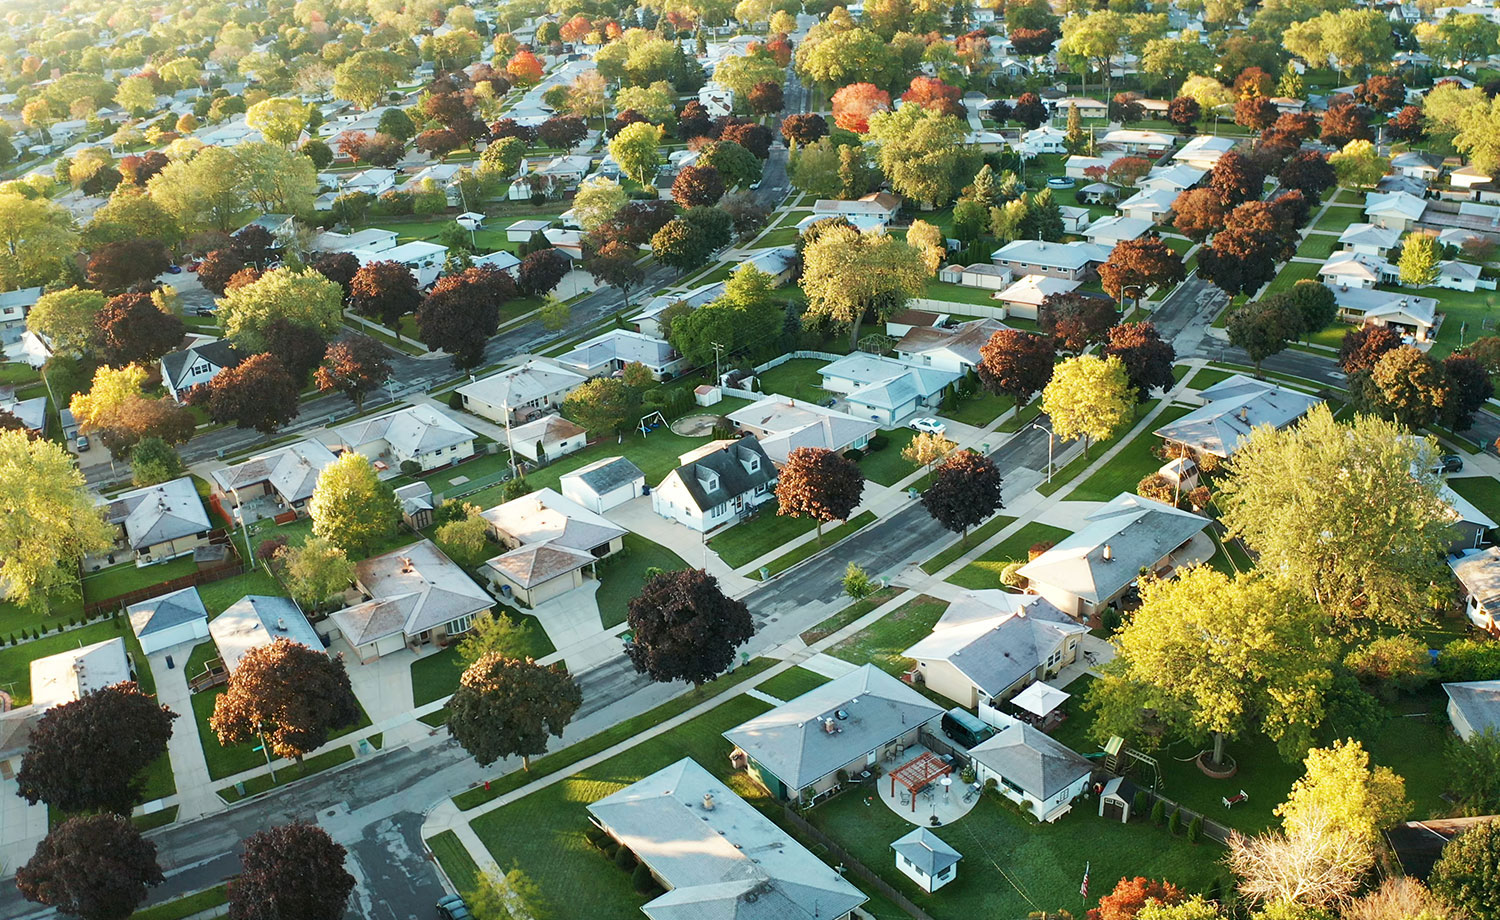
[1087,876,1186,920]
[831,82,890,133]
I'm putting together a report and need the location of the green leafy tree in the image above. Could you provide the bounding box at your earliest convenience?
[1447,729,1500,817]
[309,452,401,558]
[146,146,244,233]
[1431,819,1500,920]
[435,508,492,568]
[610,121,665,189]
[1226,297,1304,375]
[27,287,104,358]
[0,431,113,611]
[246,97,312,147]
[281,537,355,611]
[562,377,639,435]
[0,191,81,290]
[130,438,186,487]
[1398,231,1442,287]
[867,104,980,207]
[572,176,629,233]
[449,654,582,769]
[1040,355,1135,456]
[218,267,346,352]
[800,224,927,347]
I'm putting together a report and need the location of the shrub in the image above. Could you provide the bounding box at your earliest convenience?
[1150,799,1166,825]
[983,778,998,794]
[1168,807,1182,835]
[1100,608,1122,634]
[836,769,849,784]
[584,825,606,847]
[256,535,289,565]
[1187,814,1203,843]
[448,390,463,410]
[613,845,635,869]
[1133,790,1149,818]
[1000,562,1026,588]
[434,498,469,525]
[631,861,654,893]
[842,449,863,462]
[400,459,421,476]
[1345,634,1434,701]
[1438,638,1500,683]
[602,842,619,859]
[1186,485,1211,509]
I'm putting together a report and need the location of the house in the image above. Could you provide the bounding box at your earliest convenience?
[723,664,945,802]
[1118,187,1177,223]
[810,192,903,223]
[587,759,868,920]
[1391,151,1443,182]
[1444,680,1500,740]
[99,477,214,565]
[902,591,1087,710]
[1099,128,1174,155]
[1332,287,1439,343]
[1365,191,1428,231]
[533,154,593,188]
[1440,482,1496,552]
[472,250,521,273]
[1320,251,1398,289]
[479,488,627,605]
[1338,223,1403,259]
[363,240,447,289]
[456,360,587,425]
[560,457,646,513]
[1083,216,1152,246]
[210,440,337,521]
[1451,165,1491,190]
[160,339,242,402]
[1059,206,1093,233]
[1171,135,1235,169]
[968,720,1093,822]
[1449,546,1500,637]
[1015,493,1212,618]
[542,228,585,260]
[0,286,42,346]
[1064,152,1127,179]
[316,228,399,253]
[818,353,960,426]
[128,586,210,655]
[333,404,477,473]
[505,414,585,464]
[0,638,134,774]
[331,540,493,661]
[886,309,949,338]
[1154,376,1323,458]
[996,274,1082,320]
[653,437,777,532]
[554,329,688,380]
[1140,163,1206,193]
[1076,182,1118,205]
[1051,97,1106,119]
[1270,96,1308,114]
[742,246,799,286]
[991,239,1111,281]
[727,398,879,466]
[506,218,552,243]
[209,595,323,673]
[0,391,47,434]
[630,282,726,339]
[1018,125,1067,156]
[1438,260,1483,292]
[895,318,1009,374]
[892,828,961,894]
[697,82,734,117]
[343,167,397,197]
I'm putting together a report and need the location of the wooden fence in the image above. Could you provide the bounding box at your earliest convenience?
[82,537,245,618]
[779,806,937,920]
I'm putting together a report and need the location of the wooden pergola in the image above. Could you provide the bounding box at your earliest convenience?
[890,752,952,813]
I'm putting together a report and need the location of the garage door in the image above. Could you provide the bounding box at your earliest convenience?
[375,633,406,657]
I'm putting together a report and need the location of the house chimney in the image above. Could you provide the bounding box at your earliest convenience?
[1103,544,1113,562]
[276,617,287,631]
[1239,406,1249,422]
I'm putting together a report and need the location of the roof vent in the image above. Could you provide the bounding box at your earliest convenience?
[399,556,414,573]
[702,792,715,811]
[835,709,849,720]
[1103,544,1114,562]
[276,617,287,632]
[1239,406,1249,422]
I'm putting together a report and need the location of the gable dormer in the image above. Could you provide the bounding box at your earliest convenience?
[738,446,760,475]
[695,466,720,493]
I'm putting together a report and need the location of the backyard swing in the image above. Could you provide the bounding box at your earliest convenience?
[637,410,667,436]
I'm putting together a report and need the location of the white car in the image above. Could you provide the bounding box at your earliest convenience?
[909,417,947,435]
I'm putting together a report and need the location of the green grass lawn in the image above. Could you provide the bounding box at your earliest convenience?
[218,745,356,801]
[191,686,372,780]
[756,358,832,402]
[1036,399,1160,497]
[198,568,286,618]
[409,613,557,707]
[828,594,950,675]
[1261,262,1322,299]
[921,516,1016,575]
[799,587,906,645]
[468,695,775,920]
[597,533,692,629]
[0,592,87,642]
[1403,285,1500,357]
[1069,405,1193,502]
[857,428,919,487]
[757,666,832,701]
[1450,476,1500,522]
[947,522,1072,591]
[923,279,1004,308]
[708,508,817,568]
[1312,205,1365,234]
[80,556,198,604]
[756,511,878,579]
[944,390,1015,427]
[129,886,228,920]
[1295,233,1341,260]
[1333,188,1366,204]
[0,619,125,706]
[427,830,484,895]
[755,226,800,248]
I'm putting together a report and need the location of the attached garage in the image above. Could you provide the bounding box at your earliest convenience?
[127,587,210,655]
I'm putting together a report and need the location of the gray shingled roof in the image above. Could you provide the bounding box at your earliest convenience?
[969,722,1093,800]
[127,587,208,637]
[1445,681,1500,737]
[562,456,645,495]
[891,827,961,877]
[668,438,776,513]
[161,340,241,389]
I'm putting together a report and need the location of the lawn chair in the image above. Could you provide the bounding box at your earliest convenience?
[899,790,911,806]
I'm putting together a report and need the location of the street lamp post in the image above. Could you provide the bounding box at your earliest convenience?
[1029,422,1054,484]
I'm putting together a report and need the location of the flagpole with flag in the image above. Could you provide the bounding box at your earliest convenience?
[1080,861,1090,904]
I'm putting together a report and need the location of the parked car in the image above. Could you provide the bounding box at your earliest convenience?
[164,263,183,274]
[1046,176,1076,189]
[186,261,201,272]
[437,894,472,920]
[192,305,217,317]
[1434,454,1464,474]
[909,417,947,435]
[76,435,90,453]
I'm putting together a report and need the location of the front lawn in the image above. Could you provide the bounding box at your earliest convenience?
[1069,404,1193,502]
[1311,205,1365,234]
[858,428,920,486]
[947,521,1071,591]
[1037,399,1160,497]
[756,511,878,579]
[923,279,1003,308]
[596,533,692,628]
[1261,262,1322,299]
[410,612,557,706]
[1450,475,1500,522]
[1405,285,1500,357]
[191,686,372,780]
[943,390,1015,427]
[757,666,832,701]
[1294,232,1341,260]
[921,515,1016,575]
[1185,368,1234,391]
[708,508,817,568]
[828,594,950,675]
[427,830,484,896]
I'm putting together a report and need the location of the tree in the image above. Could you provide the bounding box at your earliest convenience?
[1279,740,1409,847]
[775,447,865,544]
[610,121,665,188]
[507,49,545,86]
[0,191,81,290]
[16,815,163,920]
[921,450,1003,543]
[573,177,629,234]
[1235,96,1279,132]
[843,562,878,601]
[1448,729,1500,817]
[1209,152,1266,208]
[448,654,582,769]
[978,329,1055,418]
[1285,281,1338,343]
[1387,105,1426,144]
[280,537,354,611]
[417,267,513,369]
[625,569,755,685]
[1104,322,1176,401]
[517,248,571,297]
[1088,877,1186,920]
[211,637,359,761]
[479,136,526,179]
[1166,96,1201,134]
[0,430,113,610]
[309,452,401,558]
[1227,810,1375,911]
[831,82,891,134]
[903,431,957,476]
[562,377,639,435]
[1279,152,1336,203]
[115,76,157,116]
[781,113,828,148]
[218,267,344,353]
[801,224,928,347]
[1443,353,1494,433]
[1431,820,1500,920]
[673,164,726,208]
[458,611,534,666]
[227,823,356,920]
[1012,92,1047,130]
[311,252,360,301]
[131,438,186,487]
[94,292,185,367]
[17,682,176,815]
[1357,344,1450,431]
[905,220,946,276]
[868,105,978,207]
[538,115,588,150]
[903,76,964,116]
[86,238,171,293]
[1041,355,1134,456]
[1040,292,1118,354]
[1170,188,1228,241]
[1344,635,1434,703]
[1098,238,1185,311]
[1327,139,1389,190]
[749,81,784,116]
[70,364,147,434]
[27,287,104,358]
[349,260,423,339]
[315,336,391,412]
[1338,325,1402,374]
[1216,406,1451,634]
[246,97,311,148]
[207,354,299,434]
[196,249,247,297]
[332,51,405,110]
[1226,297,1303,375]
[651,215,719,270]
[1398,231,1442,287]
[1088,567,1332,767]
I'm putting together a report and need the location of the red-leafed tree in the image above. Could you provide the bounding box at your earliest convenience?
[902,76,964,116]
[211,637,359,760]
[1009,27,1058,56]
[118,151,169,185]
[1271,112,1321,144]
[1104,322,1177,401]
[227,823,355,920]
[448,654,582,769]
[1200,227,1289,298]
[1444,353,1494,432]
[1234,67,1275,99]
[1208,151,1266,208]
[489,118,537,144]
[1387,105,1426,143]
[721,121,772,159]
[672,164,725,208]
[781,112,828,148]
[559,13,592,42]
[310,251,360,300]
[1279,151,1336,204]
[1098,238,1186,310]
[1105,156,1152,188]
[1321,103,1375,148]
[1087,876,1186,920]
[349,260,423,340]
[198,248,247,296]
[416,266,513,368]
[1234,96,1279,132]
[315,335,391,411]
[775,446,866,544]
[1012,92,1047,130]
[86,238,171,292]
[921,449,1004,543]
[415,128,464,157]
[207,353,301,433]
[516,248,570,296]
[748,81,784,116]
[95,292,185,367]
[1166,96,1200,134]
[1110,92,1144,124]
[1356,75,1405,112]
[1170,187,1227,241]
[1040,293,1119,353]
[261,318,330,386]
[625,569,754,685]
[17,815,163,920]
[678,101,715,141]
[1338,324,1402,374]
[978,328,1055,418]
[585,240,646,306]
[831,83,891,133]
[538,115,588,149]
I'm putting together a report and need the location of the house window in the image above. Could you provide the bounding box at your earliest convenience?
[712,502,728,517]
[446,614,476,634]
[1001,776,1026,796]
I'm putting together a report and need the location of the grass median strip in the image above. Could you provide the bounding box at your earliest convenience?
[753,511,877,580]
[920,515,1015,575]
[130,886,228,920]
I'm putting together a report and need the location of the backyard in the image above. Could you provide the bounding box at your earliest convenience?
[0,619,125,707]
[1311,204,1365,234]
[1450,475,1500,522]
[755,358,834,403]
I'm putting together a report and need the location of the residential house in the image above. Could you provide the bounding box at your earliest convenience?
[697,82,734,117]
[316,228,447,288]
[331,540,493,661]
[1438,260,1483,292]
[1051,97,1106,119]
[210,440,338,521]
[809,192,903,223]
[554,329,688,380]
[0,286,42,346]
[1451,165,1491,191]
[818,353,960,426]
[560,457,647,513]
[727,398,879,466]
[1018,125,1067,156]
[886,309,949,338]
[506,218,553,243]
[652,437,777,532]
[1140,163,1207,193]
[723,664,945,802]
[1099,129,1174,155]
[1118,187,1177,223]
[0,391,47,435]
[892,828,961,894]
[543,228,585,260]
[1392,151,1443,182]
[479,488,627,605]
[1059,206,1093,234]
[507,415,587,463]
[472,250,522,273]
[343,167,397,197]
[1365,191,1428,231]
[333,404,477,473]
[1270,96,1308,114]
[991,239,1111,281]
[160,339,242,403]
[968,720,1093,822]
[0,639,133,776]
[456,360,587,425]
[408,163,466,206]
[1450,546,1500,637]
[1083,216,1152,246]
[1320,251,1398,289]
[1332,287,1439,342]
[742,246,799,286]
[128,586,210,654]
[1338,223,1403,259]
[98,477,214,565]
[903,591,1087,711]
[534,155,593,189]
[209,595,322,673]
[587,759,868,920]
[1015,493,1212,618]
[630,282,726,339]
[894,318,1010,374]
[796,212,890,234]
[1154,376,1323,458]
[1440,482,1496,552]
[1172,135,1235,169]
[996,274,1083,321]
[1064,152,1127,179]
[1444,680,1500,741]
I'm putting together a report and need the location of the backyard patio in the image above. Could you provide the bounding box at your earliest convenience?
[878,746,981,826]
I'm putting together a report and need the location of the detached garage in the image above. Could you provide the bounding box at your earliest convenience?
[127,587,210,655]
[560,457,646,513]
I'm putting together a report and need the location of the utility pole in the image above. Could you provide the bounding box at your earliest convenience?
[711,341,725,386]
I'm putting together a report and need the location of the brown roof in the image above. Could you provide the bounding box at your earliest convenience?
[484,543,596,589]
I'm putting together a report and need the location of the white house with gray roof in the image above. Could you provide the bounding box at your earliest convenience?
[968,720,1093,822]
[210,439,337,520]
[1016,494,1211,618]
[0,286,42,346]
[127,586,210,655]
[560,457,646,513]
[1364,191,1428,231]
[1444,680,1500,741]
[818,354,959,427]
[723,664,945,802]
[891,828,961,893]
[1332,287,1439,343]
[478,487,628,605]
[990,239,1112,280]
[456,360,587,425]
[653,437,777,533]
[587,758,868,920]
[331,540,493,661]
[554,329,688,380]
[1338,223,1403,259]
[160,339,242,402]
[727,398,878,466]
[1154,375,1322,459]
[895,318,1009,375]
[333,404,476,473]
[209,595,322,673]
[99,477,214,565]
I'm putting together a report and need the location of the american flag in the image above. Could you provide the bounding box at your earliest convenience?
[1080,861,1090,900]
